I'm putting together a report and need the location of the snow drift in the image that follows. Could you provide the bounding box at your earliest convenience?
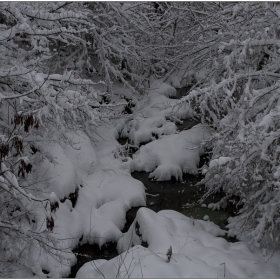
[130,124,212,180]
[76,208,280,278]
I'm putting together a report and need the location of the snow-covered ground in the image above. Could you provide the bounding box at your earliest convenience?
[12,79,280,278]
[77,208,280,278]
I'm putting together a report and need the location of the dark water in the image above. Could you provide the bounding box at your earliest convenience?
[132,172,204,213]
[117,137,128,146]
[69,170,236,277]
[175,86,191,99]
[130,171,235,232]
[69,242,119,278]
[175,118,200,132]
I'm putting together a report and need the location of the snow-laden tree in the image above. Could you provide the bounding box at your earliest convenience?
[0,2,113,276]
[3,0,280,275]
[83,2,218,91]
[178,2,280,248]
[82,2,190,92]
[1,1,204,276]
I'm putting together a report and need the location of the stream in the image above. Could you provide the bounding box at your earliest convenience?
[69,87,238,278]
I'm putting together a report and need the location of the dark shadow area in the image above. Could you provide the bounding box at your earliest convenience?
[69,242,119,278]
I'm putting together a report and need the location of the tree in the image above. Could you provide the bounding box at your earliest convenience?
[0,2,109,276]
[0,1,195,275]
[178,2,280,248]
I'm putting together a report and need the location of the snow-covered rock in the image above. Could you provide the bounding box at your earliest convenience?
[53,173,146,249]
[121,115,177,146]
[203,215,210,221]
[98,174,146,208]
[76,208,280,278]
[131,124,212,180]
[166,75,182,88]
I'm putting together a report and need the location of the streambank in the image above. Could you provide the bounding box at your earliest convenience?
[69,86,237,277]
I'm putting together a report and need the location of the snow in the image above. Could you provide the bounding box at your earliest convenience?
[98,174,146,208]
[131,124,212,180]
[22,78,196,277]
[49,192,58,203]
[52,150,146,249]
[166,75,182,88]
[111,80,143,105]
[258,105,280,132]
[96,200,127,229]
[63,130,99,175]
[121,115,177,146]
[31,142,79,199]
[58,127,147,250]
[76,259,107,278]
[274,166,280,179]
[209,156,233,169]
[203,215,210,221]
[16,125,147,277]
[119,90,196,149]
[148,79,177,97]
[77,208,280,278]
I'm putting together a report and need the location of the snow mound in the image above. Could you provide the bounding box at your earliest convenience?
[26,121,148,277]
[166,75,182,88]
[148,80,177,97]
[76,208,280,278]
[63,131,99,175]
[76,259,107,278]
[54,173,146,248]
[131,124,212,180]
[99,174,146,208]
[30,130,99,200]
[112,80,144,105]
[121,115,177,146]
[31,142,78,199]
[117,208,226,255]
[82,215,124,248]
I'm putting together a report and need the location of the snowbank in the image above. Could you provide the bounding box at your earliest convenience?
[131,124,212,180]
[51,125,146,248]
[119,81,196,150]
[53,167,146,250]
[166,75,183,88]
[63,131,99,175]
[121,115,177,146]
[21,125,147,277]
[164,66,210,88]
[31,142,79,199]
[77,208,280,278]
